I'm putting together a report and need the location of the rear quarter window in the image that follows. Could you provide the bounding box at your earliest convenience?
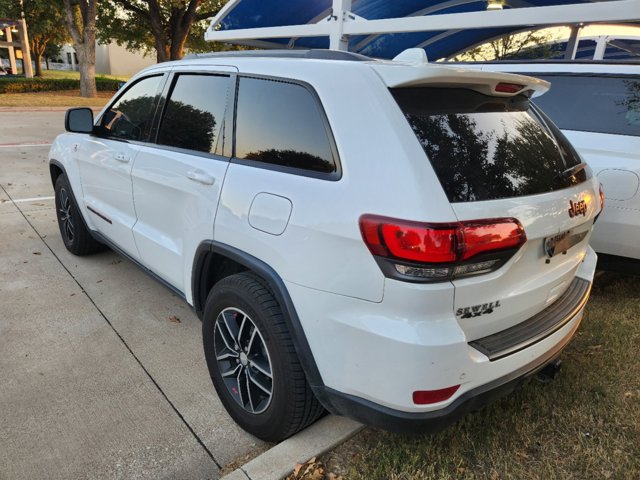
[392,87,588,203]
[234,77,338,177]
[531,74,640,137]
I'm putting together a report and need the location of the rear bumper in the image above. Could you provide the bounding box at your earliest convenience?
[313,313,579,433]
[289,247,596,432]
[469,276,590,361]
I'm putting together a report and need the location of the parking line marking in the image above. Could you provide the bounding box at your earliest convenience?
[0,142,52,148]
[7,196,55,204]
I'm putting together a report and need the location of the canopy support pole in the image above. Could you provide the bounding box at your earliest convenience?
[329,0,351,51]
[593,35,608,59]
[4,27,18,74]
[564,24,582,59]
[18,19,32,78]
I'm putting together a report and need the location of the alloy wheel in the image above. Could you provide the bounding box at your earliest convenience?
[58,187,74,243]
[214,307,273,414]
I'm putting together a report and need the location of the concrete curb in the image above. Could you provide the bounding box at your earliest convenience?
[221,415,363,480]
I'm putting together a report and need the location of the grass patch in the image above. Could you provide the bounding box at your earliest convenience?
[40,70,129,82]
[0,90,113,107]
[321,272,640,480]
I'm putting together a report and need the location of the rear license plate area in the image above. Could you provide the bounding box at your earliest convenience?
[544,229,588,258]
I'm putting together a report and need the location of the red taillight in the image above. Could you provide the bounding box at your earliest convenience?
[495,82,524,94]
[381,223,457,263]
[460,221,526,260]
[360,215,526,281]
[413,385,460,405]
[360,216,525,263]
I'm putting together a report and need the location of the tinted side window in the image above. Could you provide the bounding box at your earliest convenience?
[532,74,640,137]
[100,75,163,141]
[235,77,337,175]
[157,74,231,156]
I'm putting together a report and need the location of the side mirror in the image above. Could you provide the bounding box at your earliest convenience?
[65,107,94,134]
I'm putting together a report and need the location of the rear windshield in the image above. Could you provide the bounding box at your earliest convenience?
[529,74,640,137]
[392,87,588,203]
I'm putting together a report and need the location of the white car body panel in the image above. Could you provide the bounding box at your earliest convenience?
[77,137,141,258]
[131,145,230,297]
[288,246,596,412]
[562,130,640,259]
[450,177,599,340]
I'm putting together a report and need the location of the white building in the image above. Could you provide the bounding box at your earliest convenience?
[59,42,155,77]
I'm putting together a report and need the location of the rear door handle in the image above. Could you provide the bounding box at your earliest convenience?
[186,169,215,186]
[114,153,129,163]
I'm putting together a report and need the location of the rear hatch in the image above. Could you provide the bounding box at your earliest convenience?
[377,63,600,341]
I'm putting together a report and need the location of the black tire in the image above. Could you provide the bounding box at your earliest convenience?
[54,174,104,256]
[202,272,324,442]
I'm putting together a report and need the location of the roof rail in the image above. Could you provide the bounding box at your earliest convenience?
[184,49,372,62]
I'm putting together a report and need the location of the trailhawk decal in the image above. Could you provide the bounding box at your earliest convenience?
[456,301,502,319]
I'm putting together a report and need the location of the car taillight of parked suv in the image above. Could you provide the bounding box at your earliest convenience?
[49,49,600,441]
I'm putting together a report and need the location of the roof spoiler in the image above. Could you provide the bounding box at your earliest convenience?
[373,51,550,98]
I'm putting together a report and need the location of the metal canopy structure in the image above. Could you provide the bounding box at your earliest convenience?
[205,0,640,61]
[499,35,640,60]
[0,17,33,77]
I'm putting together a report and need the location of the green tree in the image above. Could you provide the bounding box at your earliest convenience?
[43,41,63,68]
[97,0,227,63]
[453,29,558,61]
[62,0,98,97]
[24,0,69,76]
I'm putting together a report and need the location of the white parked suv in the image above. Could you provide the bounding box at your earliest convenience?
[466,61,640,270]
[50,49,600,442]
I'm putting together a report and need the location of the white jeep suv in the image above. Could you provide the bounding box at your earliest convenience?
[50,49,600,441]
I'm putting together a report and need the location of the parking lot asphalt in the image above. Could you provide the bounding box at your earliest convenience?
[0,112,268,479]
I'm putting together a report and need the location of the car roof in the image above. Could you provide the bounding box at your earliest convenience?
[137,49,549,98]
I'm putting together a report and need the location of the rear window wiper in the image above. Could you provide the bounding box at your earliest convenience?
[558,162,588,180]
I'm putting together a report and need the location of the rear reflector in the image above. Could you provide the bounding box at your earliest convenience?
[360,215,526,282]
[413,385,460,405]
[495,83,524,94]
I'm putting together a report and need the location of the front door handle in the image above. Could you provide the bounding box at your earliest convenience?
[114,153,129,163]
[186,169,215,186]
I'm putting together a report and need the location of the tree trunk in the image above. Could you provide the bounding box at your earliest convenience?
[34,52,43,77]
[33,40,48,77]
[62,0,98,98]
[46,57,50,70]
[76,43,97,98]
[155,39,170,63]
[169,27,189,60]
